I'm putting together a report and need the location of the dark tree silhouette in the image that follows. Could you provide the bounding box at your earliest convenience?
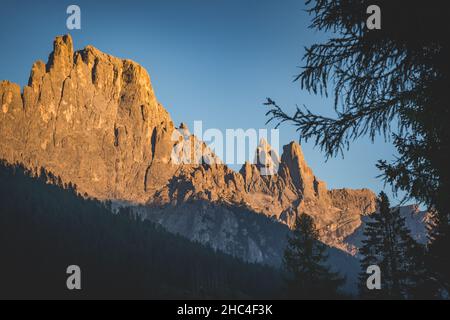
[265,0,450,294]
[0,161,281,299]
[283,213,344,299]
[359,192,429,299]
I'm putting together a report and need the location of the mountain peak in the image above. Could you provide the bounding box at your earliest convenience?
[281,141,305,163]
[253,138,279,175]
[1,34,174,202]
[47,34,74,75]
[279,141,316,194]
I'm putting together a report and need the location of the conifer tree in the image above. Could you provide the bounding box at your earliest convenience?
[283,213,344,299]
[424,211,450,297]
[264,0,450,292]
[359,192,427,299]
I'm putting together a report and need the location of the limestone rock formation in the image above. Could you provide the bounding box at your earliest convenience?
[0,35,176,203]
[0,34,377,255]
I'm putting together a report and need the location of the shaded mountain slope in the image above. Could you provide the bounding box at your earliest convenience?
[0,162,282,299]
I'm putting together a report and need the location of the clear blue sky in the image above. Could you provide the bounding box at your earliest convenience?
[0,0,408,204]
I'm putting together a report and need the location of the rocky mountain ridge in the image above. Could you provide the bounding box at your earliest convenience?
[1,34,377,255]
